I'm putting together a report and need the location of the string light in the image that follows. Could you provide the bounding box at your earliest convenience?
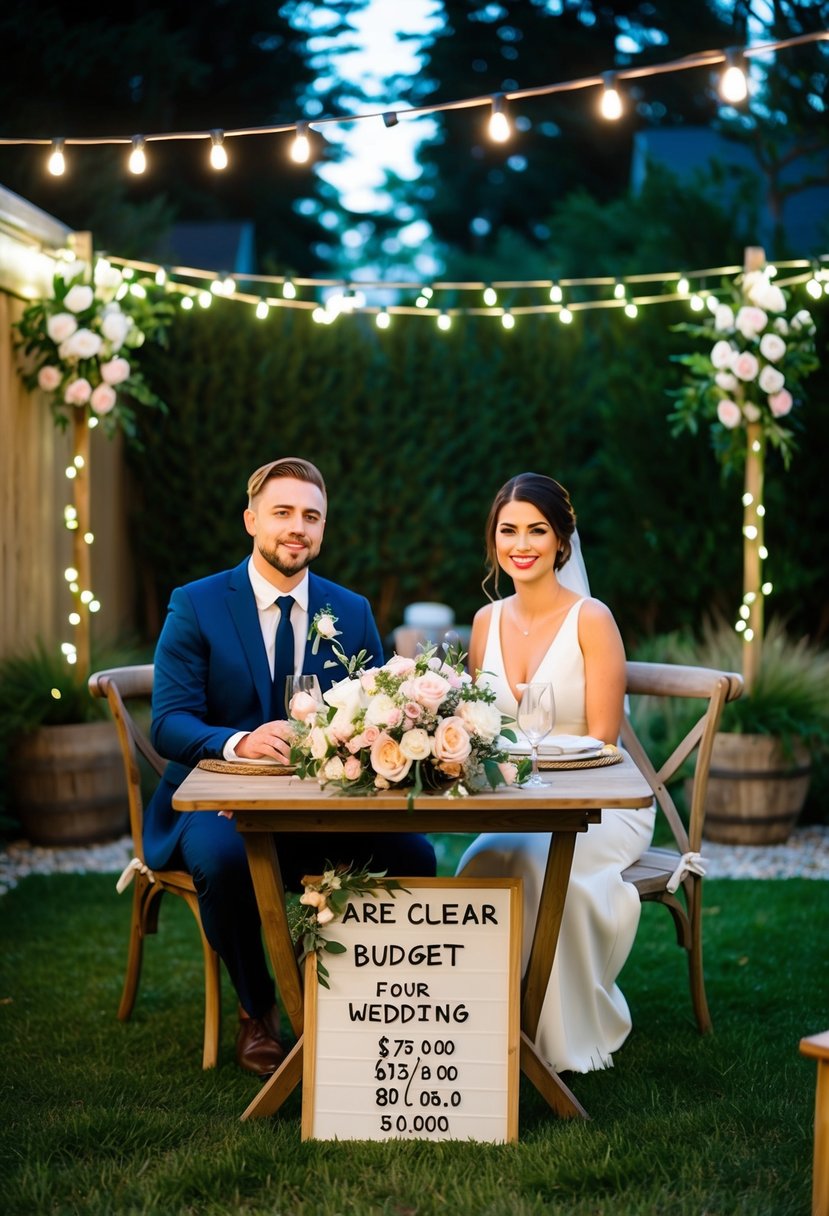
[437,312,452,330]
[501,311,515,329]
[613,282,626,300]
[291,121,312,164]
[255,300,269,319]
[600,73,623,120]
[690,293,705,311]
[549,284,563,303]
[677,276,690,295]
[282,279,297,299]
[488,94,511,143]
[483,286,498,307]
[720,48,748,103]
[128,136,146,175]
[209,130,228,170]
[376,310,391,329]
[559,307,573,324]
[624,301,638,318]
[47,139,65,176]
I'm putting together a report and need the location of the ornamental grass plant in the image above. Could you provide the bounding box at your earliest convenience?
[1,854,827,1216]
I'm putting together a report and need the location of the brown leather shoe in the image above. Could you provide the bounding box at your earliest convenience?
[236,1007,286,1078]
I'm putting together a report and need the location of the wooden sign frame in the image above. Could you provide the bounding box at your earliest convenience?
[301,877,522,1143]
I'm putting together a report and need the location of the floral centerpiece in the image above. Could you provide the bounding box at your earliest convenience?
[289,642,529,806]
[14,257,170,440]
[669,269,818,472]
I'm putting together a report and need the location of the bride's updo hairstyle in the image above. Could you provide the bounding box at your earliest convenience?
[482,472,577,600]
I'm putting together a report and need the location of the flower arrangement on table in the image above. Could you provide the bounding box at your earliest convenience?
[288,635,529,807]
[295,863,407,987]
[14,257,171,440]
[669,269,818,472]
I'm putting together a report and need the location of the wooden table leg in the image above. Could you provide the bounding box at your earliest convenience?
[241,829,305,1038]
[800,1030,829,1216]
[241,1037,304,1121]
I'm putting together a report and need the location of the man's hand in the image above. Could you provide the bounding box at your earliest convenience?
[235,719,294,763]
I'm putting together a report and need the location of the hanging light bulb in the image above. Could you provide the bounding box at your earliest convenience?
[600,73,623,121]
[501,312,515,330]
[255,300,269,320]
[806,274,822,300]
[291,121,312,164]
[128,136,146,175]
[677,276,690,296]
[624,301,638,318]
[690,293,705,312]
[155,267,167,287]
[559,307,573,324]
[209,130,228,170]
[376,310,391,329]
[180,295,194,311]
[549,283,563,304]
[437,312,452,331]
[47,138,66,176]
[282,279,297,300]
[613,281,626,300]
[483,286,498,307]
[720,49,748,104]
[488,94,511,143]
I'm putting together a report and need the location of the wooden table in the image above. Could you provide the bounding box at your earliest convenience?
[173,757,653,1122]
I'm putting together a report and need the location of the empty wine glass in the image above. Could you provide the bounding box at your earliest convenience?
[517,682,556,787]
[285,674,324,719]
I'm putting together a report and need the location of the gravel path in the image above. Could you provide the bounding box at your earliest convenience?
[1,826,828,898]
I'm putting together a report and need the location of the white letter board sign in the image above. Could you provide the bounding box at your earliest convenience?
[301,877,521,1143]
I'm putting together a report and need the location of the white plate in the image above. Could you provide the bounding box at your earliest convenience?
[501,733,605,758]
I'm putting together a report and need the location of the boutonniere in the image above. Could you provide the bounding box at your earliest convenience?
[309,605,342,655]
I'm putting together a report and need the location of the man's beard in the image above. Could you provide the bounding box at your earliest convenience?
[258,538,317,578]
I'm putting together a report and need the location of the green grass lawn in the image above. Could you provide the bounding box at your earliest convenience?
[1,841,827,1215]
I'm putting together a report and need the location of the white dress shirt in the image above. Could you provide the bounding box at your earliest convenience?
[223,560,310,758]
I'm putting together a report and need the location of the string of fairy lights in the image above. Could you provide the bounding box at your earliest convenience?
[1,31,826,177]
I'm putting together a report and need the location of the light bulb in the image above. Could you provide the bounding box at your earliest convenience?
[483,287,497,307]
[720,50,748,104]
[155,267,167,286]
[549,283,563,304]
[128,136,146,175]
[488,94,511,143]
[677,276,690,295]
[376,311,391,329]
[198,291,212,308]
[255,300,269,320]
[624,302,638,318]
[762,582,773,595]
[807,277,822,299]
[416,295,429,309]
[180,296,194,310]
[437,313,452,331]
[600,74,623,121]
[690,294,705,311]
[283,279,297,300]
[614,282,626,299]
[291,122,311,164]
[209,130,228,170]
[501,312,515,329]
[48,139,65,176]
[559,307,573,324]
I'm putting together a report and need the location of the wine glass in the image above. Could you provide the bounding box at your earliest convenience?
[285,674,324,719]
[517,682,556,787]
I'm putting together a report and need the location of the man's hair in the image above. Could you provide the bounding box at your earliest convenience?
[246,458,327,507]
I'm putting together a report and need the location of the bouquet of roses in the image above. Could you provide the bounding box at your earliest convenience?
[288,643,528,804]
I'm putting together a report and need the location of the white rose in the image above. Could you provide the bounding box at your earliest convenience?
[94,259,123,293]
[735,306,768,339]
[315,613,340,640]
[364,692,399,728]
[710,340,734,369]
[759,365,785,394]
[323,677,364,722]
[715,371,738,391]
[101,308,129,349]
[792,309,814,332]
[323,756,345,780]
[63,284,94,313]
[456,698,502,743]
[773,318,789,336]
[742,401,761,422]
[308,726,330,760]
[57,259,89,282]
[64,328,103,359]
[759,333,786,363]
[399,728,432,761]
[714,304,735,332]
[100,356,130,384]
[47,312,78,344]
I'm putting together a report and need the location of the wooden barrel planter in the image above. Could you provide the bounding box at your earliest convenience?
[700,733,811,846]
[9,721,128,846]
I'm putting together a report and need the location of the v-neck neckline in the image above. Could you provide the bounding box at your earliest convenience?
[499,598,583,704]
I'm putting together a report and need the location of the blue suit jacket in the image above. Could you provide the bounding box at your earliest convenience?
[143,559,384,869]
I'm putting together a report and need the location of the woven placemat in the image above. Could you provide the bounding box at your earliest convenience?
[538,746,623,771]
[198,759,296,777]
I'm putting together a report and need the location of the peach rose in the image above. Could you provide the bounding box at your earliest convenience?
[409,672,451,714]
[768,389,793,417]
[498,762,518,785]
[717,399,742,429]
[384,655,417,676]
[433,716,472,764]
[732,351,759,382]
[64,378,92,405]
[370,732,412,783]
[289,689,321,723]
[343,756,362,780]
[90,383,116,415]
[100,356,131,384]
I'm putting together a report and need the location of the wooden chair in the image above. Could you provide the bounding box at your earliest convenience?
[88,666,221,1068]
[621,661,744,1034]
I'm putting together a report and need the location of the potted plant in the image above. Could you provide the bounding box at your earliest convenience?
[669,251,823,843]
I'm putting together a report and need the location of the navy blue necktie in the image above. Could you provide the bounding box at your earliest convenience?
[272,595,295,719]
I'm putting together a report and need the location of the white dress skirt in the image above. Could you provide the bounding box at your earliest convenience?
[457,599,656,1073]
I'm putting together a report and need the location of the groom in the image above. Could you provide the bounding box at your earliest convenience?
[144,457,436,1077]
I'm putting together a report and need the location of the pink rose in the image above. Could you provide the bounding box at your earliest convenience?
[100,356,130,385]
[716,400,742,429]
[385,706,403,728]
[409,672,452,714]
[362,725,380,745]
[497,761,518,785]
[343,756,362,780]
[384,655,417,677]
[47,312,78,343]
[403,701,423,720]
[370,732,412,783]
[64,378,92,405]
[37,365,61,391]
[732,352,759,382]
[90,383,116,415]
[735,306,768,339]
[433,716,472,764]
[289,690,321,722]
[768,389,793,417]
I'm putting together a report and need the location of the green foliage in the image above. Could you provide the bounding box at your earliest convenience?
[0,871,826,1214]
[0,642,107,735]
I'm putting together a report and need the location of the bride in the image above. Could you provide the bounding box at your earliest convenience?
[457,472,655,1074]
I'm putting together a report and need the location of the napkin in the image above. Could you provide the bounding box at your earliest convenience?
[501,733,605,757]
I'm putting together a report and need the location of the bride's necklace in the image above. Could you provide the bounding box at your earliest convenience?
[510,593,564,637]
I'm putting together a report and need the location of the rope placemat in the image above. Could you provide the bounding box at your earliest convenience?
[538,746,623,771]
[198,759,296,777]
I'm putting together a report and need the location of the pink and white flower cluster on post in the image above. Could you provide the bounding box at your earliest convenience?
[289,644,525,805]
[14,258,168,437]
[671,269,819,470]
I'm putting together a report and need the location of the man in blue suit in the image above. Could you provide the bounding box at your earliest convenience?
[145,457,436,1076]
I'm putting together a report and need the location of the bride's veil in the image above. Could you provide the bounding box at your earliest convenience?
[557,527,590,597]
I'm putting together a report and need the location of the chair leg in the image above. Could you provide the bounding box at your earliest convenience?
[688,884,713,1035]
[117,877,148,1022]
[180,888,222,1070]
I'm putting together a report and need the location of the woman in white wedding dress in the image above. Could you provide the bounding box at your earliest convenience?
[456,472,655,1074]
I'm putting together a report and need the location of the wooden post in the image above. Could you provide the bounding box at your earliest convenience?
[741,246,766,695]
[800,1030,829,1216]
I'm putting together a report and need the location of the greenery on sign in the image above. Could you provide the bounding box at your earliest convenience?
[294,863,406,987]
[13,260,172,442]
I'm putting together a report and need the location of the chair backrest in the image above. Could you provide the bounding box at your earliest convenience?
[622,661,744,854]
[88,666,164,861]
